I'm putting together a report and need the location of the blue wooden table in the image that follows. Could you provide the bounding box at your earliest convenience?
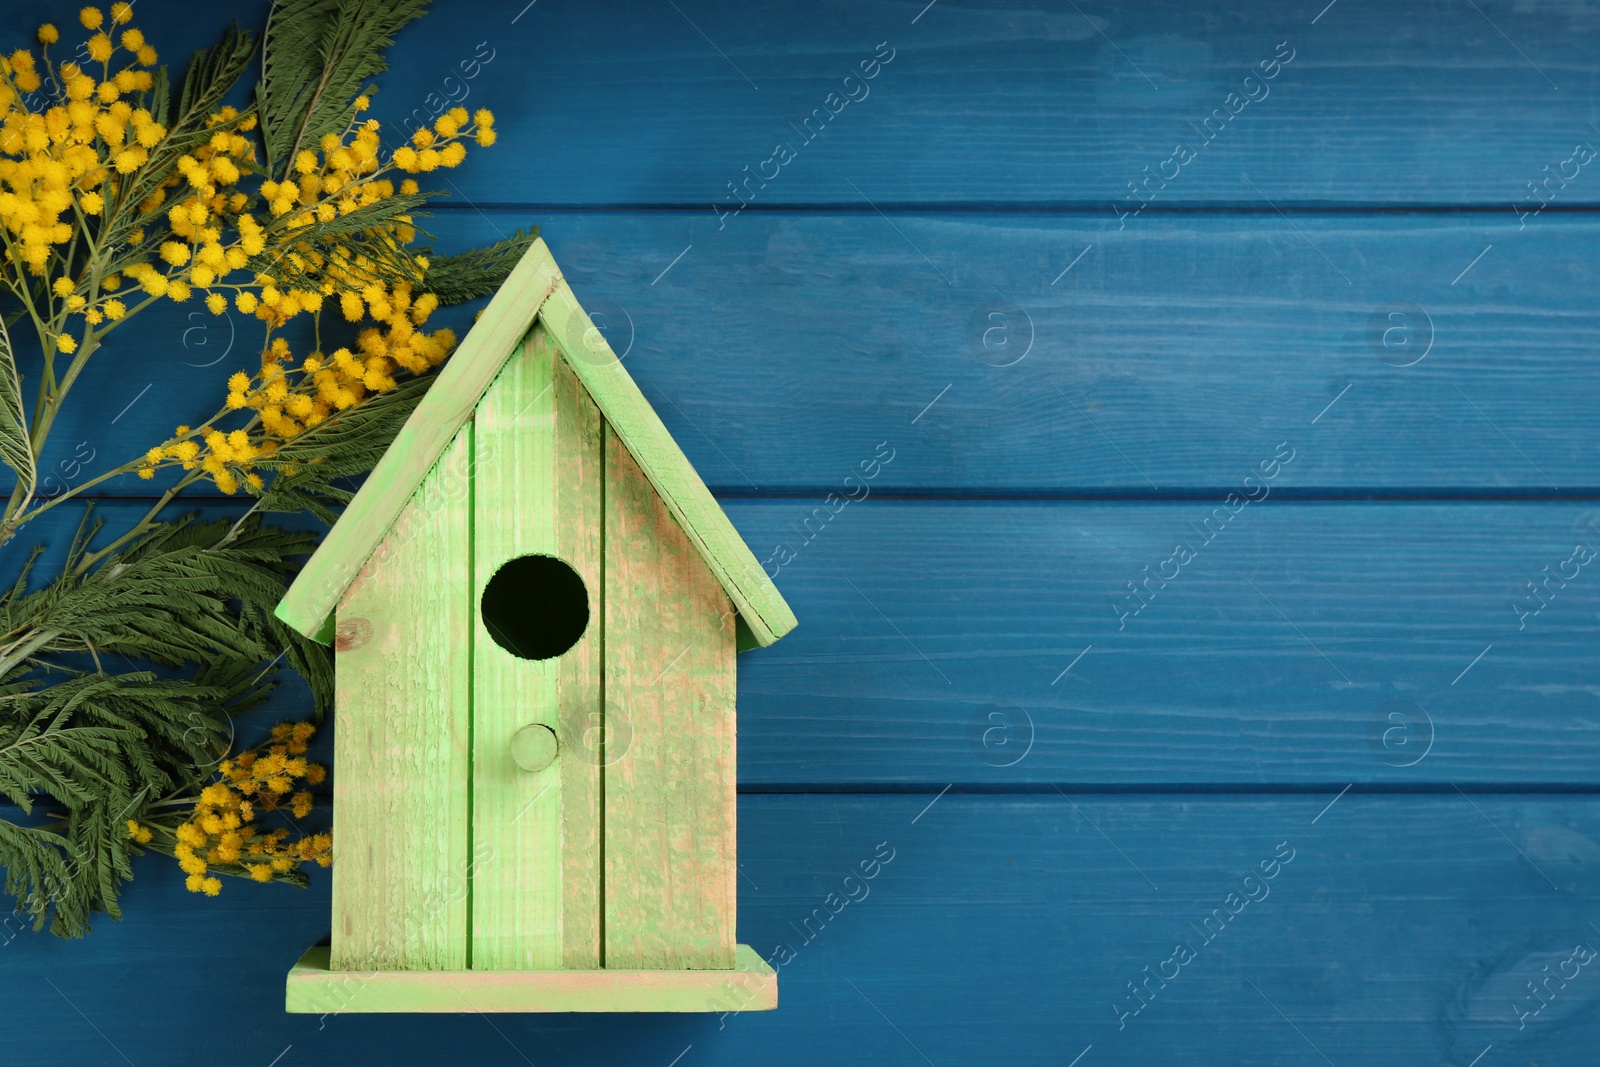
[4,0,1599,1063]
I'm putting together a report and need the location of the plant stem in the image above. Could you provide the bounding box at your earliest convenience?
[73,470,206,576]
[0,629,60,679]
[8,457,143,528]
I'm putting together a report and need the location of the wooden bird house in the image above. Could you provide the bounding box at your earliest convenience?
[275,239,795,1013]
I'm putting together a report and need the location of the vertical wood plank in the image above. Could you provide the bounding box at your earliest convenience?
[274,239,561,639]
[332,433,473,971]
[472,325,603,970]
[604,423,738,969]
[540,279,795,646]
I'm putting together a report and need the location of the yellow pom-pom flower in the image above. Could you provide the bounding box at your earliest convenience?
[79,7,103,29]
[112,146,146,172]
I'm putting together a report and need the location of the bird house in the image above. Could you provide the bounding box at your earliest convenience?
[275,239,795,1013]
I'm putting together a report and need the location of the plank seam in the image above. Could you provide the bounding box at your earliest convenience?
[417,202,1600,216]
[465,417,476,971]
[598,419,607,970]
[731,784,1600,795]
[63,489,1600,504]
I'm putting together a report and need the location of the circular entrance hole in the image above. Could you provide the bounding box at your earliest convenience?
[480,555,590,660]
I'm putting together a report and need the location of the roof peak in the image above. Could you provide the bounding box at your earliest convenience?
[274,238,795,647]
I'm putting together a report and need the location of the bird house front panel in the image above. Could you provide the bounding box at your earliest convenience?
[603,424,737,970]
[331,432,474,973]
[471,326,604,971]
[329,321,738,977]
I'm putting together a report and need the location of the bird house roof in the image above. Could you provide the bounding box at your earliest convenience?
[274,238,796,647]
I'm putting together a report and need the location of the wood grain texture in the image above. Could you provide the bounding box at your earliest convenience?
[275,239,561,638]
[8,794,1599,1064]
[603,424,739,968]
[9,0,1598,209]
[0,0,1589,1057]
[532,212,1600,494]
[285,945,776,1013]
[469,327,603,970]
[276,237,794,646]
[358,0,1600,207]
[56,212,1600,497]
[542,277,796,646]
[9,498,1600,790]
[330,433,473,971]
[729,498,1600,787]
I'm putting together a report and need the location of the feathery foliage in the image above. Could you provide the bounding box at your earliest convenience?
[0,510,335,932]
[0,318,34,509]
[423,228,540,305]
[115,23,258,222]
[0,0,526,934]
[254,374,433,523]
[257,0,431,173]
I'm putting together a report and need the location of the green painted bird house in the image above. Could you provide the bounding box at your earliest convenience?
[275,239,796,1013]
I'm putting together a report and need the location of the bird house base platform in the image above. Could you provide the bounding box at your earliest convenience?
[285,945,777,1014]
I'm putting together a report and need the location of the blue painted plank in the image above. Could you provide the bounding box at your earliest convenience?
[0,10,1588,1067]
[3,795,1596,1066]
[7,498,1597,787]
[6,0,1594,208]
[731,498,1600,787]
[24,212,1600,495]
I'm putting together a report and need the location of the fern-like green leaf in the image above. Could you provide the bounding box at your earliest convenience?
[254,373,434,524]
[0,820,79,936]
[0,669,240,935]
[107,25,257,248]
[0,316,35,517]
[257,0,431,173]
[253,194,432,293]
[423,227,540,305]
